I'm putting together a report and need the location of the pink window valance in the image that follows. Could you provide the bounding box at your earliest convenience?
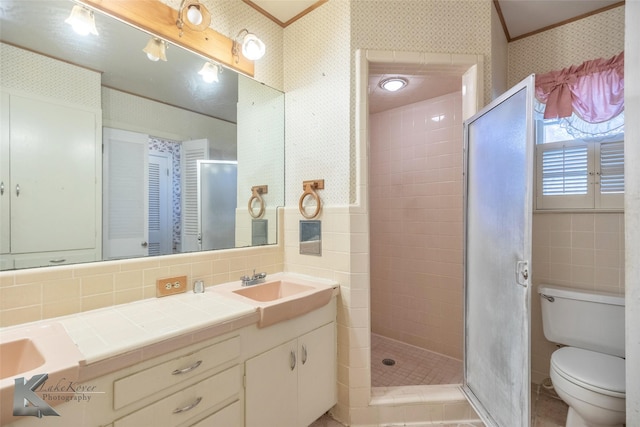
[535,52,624,123]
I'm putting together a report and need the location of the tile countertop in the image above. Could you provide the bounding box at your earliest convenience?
[57,290,258,365]
[1,272,339,383]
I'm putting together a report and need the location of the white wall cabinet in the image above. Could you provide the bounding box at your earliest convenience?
[0,91,101,269]
[245,322,337,427]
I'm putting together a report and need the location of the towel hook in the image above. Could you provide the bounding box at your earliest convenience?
[248,185,268,218]
[299,179,324,219]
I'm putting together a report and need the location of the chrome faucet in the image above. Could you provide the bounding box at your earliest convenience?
[240,269,267,286]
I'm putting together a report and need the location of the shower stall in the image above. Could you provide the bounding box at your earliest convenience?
[368,75,465,387]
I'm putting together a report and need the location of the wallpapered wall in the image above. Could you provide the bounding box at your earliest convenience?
[350,0,493,204]
[508,5,625,85]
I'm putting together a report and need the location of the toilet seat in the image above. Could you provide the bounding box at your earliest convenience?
[551,347,625,398]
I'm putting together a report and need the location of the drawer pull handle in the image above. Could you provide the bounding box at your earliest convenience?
[301,344,308,365]
[172,360,202,375]
[172,397,202,414]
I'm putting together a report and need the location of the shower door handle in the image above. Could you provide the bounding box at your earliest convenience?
[516,261,529,287]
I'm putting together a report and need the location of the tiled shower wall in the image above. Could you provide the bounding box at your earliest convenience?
[369,92,463,360]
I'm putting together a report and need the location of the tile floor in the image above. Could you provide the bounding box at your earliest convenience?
[310,385,568,426]
[371,333,464,386]
[531,383,569,427]
[309,333,569,426]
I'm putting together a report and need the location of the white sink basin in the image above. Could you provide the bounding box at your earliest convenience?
[212,274,337,328]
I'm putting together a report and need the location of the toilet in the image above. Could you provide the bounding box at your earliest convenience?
[539,285,626,427]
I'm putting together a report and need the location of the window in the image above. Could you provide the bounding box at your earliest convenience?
[535,119,624,211]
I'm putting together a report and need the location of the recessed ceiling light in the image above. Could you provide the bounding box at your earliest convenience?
[379,77,408,92]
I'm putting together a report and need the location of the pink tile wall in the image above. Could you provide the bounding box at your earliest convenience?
[369,92,463,359]
[530,212,625,383]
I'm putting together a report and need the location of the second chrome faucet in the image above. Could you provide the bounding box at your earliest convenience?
[240,270,267,286]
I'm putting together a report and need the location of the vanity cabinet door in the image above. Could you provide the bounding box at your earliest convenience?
[245,338,298,427]
[245,321,337,427]
[298,322,337,427]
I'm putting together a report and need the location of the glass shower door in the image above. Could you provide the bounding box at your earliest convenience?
[463,75,535,427]
[197,160,238,251]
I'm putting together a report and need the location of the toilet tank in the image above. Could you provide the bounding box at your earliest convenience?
[538,285,625,357]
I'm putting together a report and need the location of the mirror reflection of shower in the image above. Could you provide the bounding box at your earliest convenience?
[369,67,464,387]
[197,160,238,251]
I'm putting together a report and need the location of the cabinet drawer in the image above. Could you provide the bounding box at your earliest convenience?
[12,250,98,269]
[113,335,240,410]
[189,400,242,427]
[114,365,241,427]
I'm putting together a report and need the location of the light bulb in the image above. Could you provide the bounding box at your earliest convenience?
[65,5,99,36]
[241,33,265,60]
[186,5,203,26]
[146,53,160,62]
[380,78,408,92]
[198,62,219,83]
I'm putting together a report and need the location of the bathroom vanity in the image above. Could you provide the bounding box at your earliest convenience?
[0,273,338,427]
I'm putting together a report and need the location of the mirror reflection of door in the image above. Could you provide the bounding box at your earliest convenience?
[103,128,175,259]
[197,160,237,251]
[103,127,148,260]
[181,139,210,252]
[148,151,172,256]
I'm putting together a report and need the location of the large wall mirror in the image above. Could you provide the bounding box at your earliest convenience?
[0,0,284,271]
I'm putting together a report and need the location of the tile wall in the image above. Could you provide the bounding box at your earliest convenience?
[0,244,283,328]
[369,92,464,360]
[530,212,625,383]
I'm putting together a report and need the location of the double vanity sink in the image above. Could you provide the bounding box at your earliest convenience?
[0,273,338,426]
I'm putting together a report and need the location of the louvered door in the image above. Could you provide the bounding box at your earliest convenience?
[180,139,209,252]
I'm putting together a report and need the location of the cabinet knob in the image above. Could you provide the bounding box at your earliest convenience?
[15,184,20,197]
[141,241,148,247]
[0,181,4,196]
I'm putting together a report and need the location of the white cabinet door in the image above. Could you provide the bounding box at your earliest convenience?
[245,338,298,427]
[10,94,98,254]
[298,322,337,427]
[245,322,337,427]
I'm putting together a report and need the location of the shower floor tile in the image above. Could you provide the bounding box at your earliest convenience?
[371,333,463,387]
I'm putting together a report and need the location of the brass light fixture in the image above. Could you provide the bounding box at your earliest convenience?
[65,5,99,36]
[232,29,265,63]
[143,37,168,62]
[176,0,211,36]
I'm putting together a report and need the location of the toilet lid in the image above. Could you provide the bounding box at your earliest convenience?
[552,347,625,397]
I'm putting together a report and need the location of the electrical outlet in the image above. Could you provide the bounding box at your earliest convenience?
[156,275,188,297]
